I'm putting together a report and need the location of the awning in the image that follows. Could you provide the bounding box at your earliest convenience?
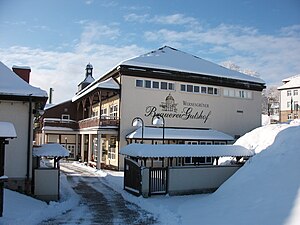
[33,143,69,157]
[0,122,17,138]
[120,143,254,158]
[126,127,234,141]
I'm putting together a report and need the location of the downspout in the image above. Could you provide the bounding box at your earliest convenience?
[26,94,33,193]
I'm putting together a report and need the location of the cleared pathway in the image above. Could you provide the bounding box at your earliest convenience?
[39,162,159,225]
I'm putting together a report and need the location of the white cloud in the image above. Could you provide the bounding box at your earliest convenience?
[151,14,199,26]
[143,23,300,84]
[0,44,145,104]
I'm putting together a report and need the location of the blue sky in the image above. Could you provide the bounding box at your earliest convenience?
[0,0,300,103]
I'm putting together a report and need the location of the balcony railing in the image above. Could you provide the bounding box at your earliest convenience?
[43,118,79,130]
[78,116,119,129]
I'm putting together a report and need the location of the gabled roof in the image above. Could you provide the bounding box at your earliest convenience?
[120,46,265,84]
[72,77,120,102]
[120,143,254,158]
[0,61,47,98]
[278,76,300,90]
[126,127,234,141]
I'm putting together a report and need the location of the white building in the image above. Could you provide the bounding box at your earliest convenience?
[38,46,265,170]
[278,75,300,122]
[0,61,47,193]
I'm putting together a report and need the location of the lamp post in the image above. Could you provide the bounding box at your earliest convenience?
[152,115,165,144]
[132,117,144,144]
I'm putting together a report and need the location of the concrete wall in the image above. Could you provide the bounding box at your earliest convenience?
[34,168,59,201]
[167,166,241,195]
[0,101,32,179]
[120,75,262,151]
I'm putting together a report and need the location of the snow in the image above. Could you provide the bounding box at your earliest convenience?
[33,143,69,157]
[42,126,76,131]
[2,120,300,225]
[12,65,31,70]
[72,77,120,102]
[0,122,17,138]
[126,127,234,141]
[278,76,300,89]
[0,61,47,97]
[120,143,254,158]
[121,46,265,84]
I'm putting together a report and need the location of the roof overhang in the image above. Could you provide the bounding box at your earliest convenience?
[0,122,17,139]
[126,127,234,141]
[120,143,254,158]
[33,143,69,157]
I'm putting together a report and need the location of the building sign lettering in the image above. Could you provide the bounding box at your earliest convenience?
[144,94,211,123]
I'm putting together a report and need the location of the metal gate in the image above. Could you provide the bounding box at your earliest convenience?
[149,167,168,195]
[124,158,141,196]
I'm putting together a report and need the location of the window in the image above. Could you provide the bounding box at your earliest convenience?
[136,79,143,87]
[108,137,116,160]
[294,90,299,95]
[294,114,299,119]
[61,114,70,121]
[109,105,118,119]
[294,101,298,111]
[168,83,175,90]
[181,84,186,92]
[194,86,200,93]
[145,80,151,88]
[208,87,214,95]
[214,88,219,95]
[239,90,245,98]
[101,108,108,118]
[187,85,193,92]
[201,86,207,94]
[287,90,291,96]
[152,81,159,89]
[224,89,229,96]
[288,114,292,120]
[161,82,168,90]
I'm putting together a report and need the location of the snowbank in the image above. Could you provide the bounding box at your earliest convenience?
[179,122,300,225]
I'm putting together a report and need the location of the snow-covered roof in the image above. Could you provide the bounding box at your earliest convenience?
[120,46,265,84]
[72,77,120,102]
[0,61,47,98]
[42,126,76,131]
[120,143,254,158]
[281,74,300,83]
[278,76,300,90]
[33,143,69,157]
[126,127,234,141]
[12,65,31,70]
[0,122,17,138]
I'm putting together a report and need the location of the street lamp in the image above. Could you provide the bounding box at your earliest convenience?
[152,115,165,144]
[132,117,144,144]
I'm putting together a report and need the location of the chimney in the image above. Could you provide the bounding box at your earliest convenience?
[12,65,31,83]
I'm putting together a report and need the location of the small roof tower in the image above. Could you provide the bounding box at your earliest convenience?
[77,63,95,92]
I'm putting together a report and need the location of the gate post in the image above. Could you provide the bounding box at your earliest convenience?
[141,167,150,198]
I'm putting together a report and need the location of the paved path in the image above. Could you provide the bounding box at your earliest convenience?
[39,162,159,225]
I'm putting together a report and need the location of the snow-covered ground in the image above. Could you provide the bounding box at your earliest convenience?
[1,119,300,225]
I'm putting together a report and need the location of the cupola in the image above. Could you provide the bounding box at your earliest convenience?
[77,63,95,92]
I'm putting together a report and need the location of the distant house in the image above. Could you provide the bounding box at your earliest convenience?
[0,62,47,193]
[278,75,300,122]
[35,100,78,159]
[36,46,266,170]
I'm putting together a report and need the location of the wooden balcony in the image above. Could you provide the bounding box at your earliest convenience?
[78,116,119,129]
[43,118,79,130]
